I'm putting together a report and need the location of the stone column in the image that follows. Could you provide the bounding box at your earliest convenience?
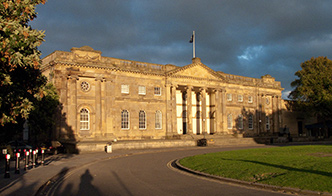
[105,78,114,138]
[272,95,277,134]
[172,85,178,135]
[277,95,282,128]
[186,86,193,134]
[58,75,68,139]
[67,75,78,139]
[95,77,103,138]
[213,89,221,134]
[221,89,227,134]
[165,83,173,138]
[260,94,265,134]
[201,88,207,134]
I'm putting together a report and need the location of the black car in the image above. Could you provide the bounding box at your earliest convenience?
[40,141,66,155]
[7,140,32,157]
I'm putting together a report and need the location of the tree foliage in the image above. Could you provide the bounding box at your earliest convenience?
[28,83,60,144]
[289,57,332,119]
[0,0,47,125]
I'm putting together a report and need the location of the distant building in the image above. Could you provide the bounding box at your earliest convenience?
[41,46,309,142]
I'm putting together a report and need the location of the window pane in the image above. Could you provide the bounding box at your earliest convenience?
[238,95,243,102]
[139,110,146,129]
[155,111,162,129]
[248,96,253,103]
[121,110,129,129]
[238,114,243,129]
[121,85,129,94]
[139,86,146,95]
[80,108,89,130]
[248,115,253,129]
[227,114,232,129]
[227,94,232,101]
[154,87,161,95]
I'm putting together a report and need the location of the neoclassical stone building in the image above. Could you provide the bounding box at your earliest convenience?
[42,46,285,142]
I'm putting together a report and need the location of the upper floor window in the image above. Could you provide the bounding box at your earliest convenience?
[81,81,90,92]
[138,86,146,95]
[238,95,243,102]
[121,110,129,129]
[80,108,90,130]
[266,97,270,105]
[121,85,129,94]
[248,96,253,103]
[139,110,146,129]
[154,87,161,96]
[155,111,162,129]
[227,94,232,101]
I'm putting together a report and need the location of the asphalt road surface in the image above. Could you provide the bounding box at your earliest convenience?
[46,146,291,196]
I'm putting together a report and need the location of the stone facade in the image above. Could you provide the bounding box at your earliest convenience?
[42,46,286,142]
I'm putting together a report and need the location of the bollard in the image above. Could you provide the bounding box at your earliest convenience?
[41,149,45,166]
[35,149,39,166]
[24,151,29,170]
[4,154,10,178]
[15,152,20,174]
[32,150,36,168]
[23,149,26,162]
[29,149,32,166]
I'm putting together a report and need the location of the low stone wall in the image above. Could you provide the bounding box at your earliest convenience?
[75,140,197,152]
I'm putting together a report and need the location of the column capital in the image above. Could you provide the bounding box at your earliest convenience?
[67,75,79,80]
[95,77,106,82]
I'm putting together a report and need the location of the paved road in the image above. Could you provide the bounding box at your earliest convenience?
[46,146,290,196]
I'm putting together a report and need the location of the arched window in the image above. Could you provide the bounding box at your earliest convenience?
[155,111,162,129]
[121,110,129,129]
[238,114,243,130]
[139,110,146,129]
[80,108,90,130]
[248,114,253,129]
[227,114,233,129]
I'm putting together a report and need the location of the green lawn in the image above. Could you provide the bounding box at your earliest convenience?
[179,145,332,193]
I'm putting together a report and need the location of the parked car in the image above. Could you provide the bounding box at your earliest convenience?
[41,141,66,155]
[7,140,32,157]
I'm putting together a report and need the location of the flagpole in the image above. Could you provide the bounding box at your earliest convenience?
[193,31,195,58]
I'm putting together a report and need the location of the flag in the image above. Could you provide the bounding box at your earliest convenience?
[189,34,194,43]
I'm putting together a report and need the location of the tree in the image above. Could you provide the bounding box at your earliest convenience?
[288,57,332,120]
[28,83,60,145]
[0,0,47,125]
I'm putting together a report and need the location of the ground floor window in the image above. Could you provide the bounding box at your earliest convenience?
[248,114,253,129]
[266,116,270,130]
[238,114,243,129]
[139,110,146,129]
[227,114,232,129]
[155,110,162,129]
[80,108,90,130]
[121,110,129,129]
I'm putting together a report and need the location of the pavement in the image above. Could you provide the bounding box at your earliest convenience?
[0,148,166,196]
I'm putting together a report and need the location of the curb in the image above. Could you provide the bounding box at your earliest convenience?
[174,159,332,196]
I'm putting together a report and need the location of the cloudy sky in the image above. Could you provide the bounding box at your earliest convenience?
[30,0,332,99]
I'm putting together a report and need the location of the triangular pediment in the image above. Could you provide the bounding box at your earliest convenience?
[170,63,222,80]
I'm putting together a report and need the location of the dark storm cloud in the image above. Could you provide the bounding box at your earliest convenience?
[31,0,332,98]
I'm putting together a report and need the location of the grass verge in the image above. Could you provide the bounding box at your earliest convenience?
[179,145,332,193]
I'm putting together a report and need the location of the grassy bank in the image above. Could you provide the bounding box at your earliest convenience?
[179,145,332,193]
